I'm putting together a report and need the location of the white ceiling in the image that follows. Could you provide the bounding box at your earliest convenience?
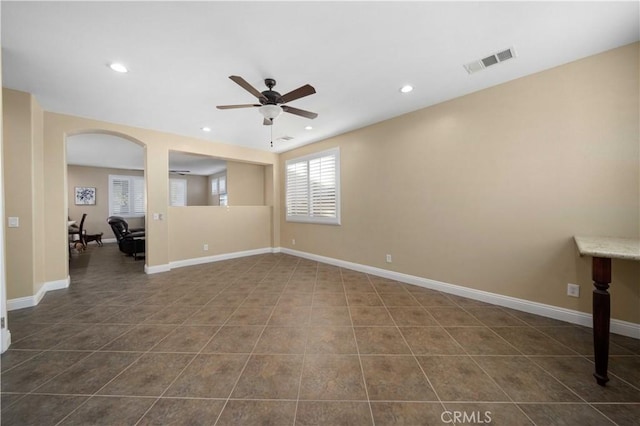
[67,134,227,175]
[3,1,639,158]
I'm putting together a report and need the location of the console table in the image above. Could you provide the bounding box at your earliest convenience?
[574,236,640,386]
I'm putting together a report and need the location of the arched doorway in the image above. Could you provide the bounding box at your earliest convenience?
[66,131,146,266]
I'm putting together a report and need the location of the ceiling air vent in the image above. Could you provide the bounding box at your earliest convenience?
[464,46,517,74]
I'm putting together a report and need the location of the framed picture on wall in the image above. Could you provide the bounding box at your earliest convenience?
[75,187,96,205]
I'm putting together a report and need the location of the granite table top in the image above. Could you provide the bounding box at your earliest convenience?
[574,236,640,261]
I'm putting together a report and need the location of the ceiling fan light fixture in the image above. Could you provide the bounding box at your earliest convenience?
[259,104,283,120]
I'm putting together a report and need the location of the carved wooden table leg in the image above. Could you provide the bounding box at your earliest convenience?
[592,256,611,386]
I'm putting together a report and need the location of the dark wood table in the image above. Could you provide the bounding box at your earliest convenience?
[574,236,639,386]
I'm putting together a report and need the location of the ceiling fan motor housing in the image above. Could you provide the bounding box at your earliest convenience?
[261,79,282,105]
[259,77,283,119]
[260,91,282,105]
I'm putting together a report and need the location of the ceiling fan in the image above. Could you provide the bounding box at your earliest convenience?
[217,76,318,126]
[169,169,190,176]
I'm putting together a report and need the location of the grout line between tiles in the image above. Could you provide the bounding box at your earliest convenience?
[434,305,538,424]
[368,274,450,423]
[291,259,317,426]
[211,256,298,426]
[343,270,379,426]
[4,249,639,425]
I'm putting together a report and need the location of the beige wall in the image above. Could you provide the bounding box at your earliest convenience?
[168,174,208,206]
[2,95,280,300]
[280,43,640,323]
[69,165,210,233]
[184,174,208,206]
[2,43,637,328]
[31,93,45,290]
[168,206,271,262]
[67,165,145,238]
[227,161,265,206]
[38,111,279,285]
[2,89,45,299]
[265,165,277,247]
[206,162,265,206]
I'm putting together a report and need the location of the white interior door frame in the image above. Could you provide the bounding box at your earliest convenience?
[0,16,11,352]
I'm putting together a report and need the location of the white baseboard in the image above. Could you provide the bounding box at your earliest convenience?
[7,249,638,340]
[100,238,117,244]
[144,263,172,274]
[169,247,276,270]
[7,276,70,311]
[280,248,640,339]
[145,247,278,275]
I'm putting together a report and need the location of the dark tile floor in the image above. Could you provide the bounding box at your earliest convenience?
[1,244,639,425]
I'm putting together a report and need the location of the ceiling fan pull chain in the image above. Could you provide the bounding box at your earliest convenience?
[270,121,273,147]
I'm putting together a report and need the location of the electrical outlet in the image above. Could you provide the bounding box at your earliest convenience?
[292,239,296,246]
[203,244,208,251]
[386,254,392,263]
[567,283,580,298]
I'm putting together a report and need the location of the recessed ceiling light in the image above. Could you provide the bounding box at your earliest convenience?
[304,126,313,130]
[109,63,128,73]
[201,127,211,132]
[400,85,413,93]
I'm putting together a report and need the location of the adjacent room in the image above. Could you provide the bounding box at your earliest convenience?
[1,2,638,425]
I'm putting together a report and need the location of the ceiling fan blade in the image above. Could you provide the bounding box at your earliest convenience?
[282,105,318,119]
[229,75,267,101]
[263,118,273,126]
[216,104,261,110]
[280,84,316,103]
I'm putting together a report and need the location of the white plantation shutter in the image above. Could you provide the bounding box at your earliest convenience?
[169,179,187,206]
[286,161,309,217]
[309,155,336,218]
[219,176,227,194]
[110,177,130,215]
[286,148,340,225]
[109,175,145,217]
[133,177,145,214]
[211,175,227,196]
[211,178,218,195]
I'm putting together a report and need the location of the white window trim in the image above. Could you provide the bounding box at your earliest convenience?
[285,147,341,225]
[108,174,146,218]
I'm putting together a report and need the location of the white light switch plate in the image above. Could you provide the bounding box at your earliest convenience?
[8,217,19,228]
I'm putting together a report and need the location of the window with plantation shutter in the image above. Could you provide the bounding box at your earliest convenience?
[285,148,340,225]
[211,175,227,196]
[211,178,219,195]
[169,178,187,206]
[108,175,145,217]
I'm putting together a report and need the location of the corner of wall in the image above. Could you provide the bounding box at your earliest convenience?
[7,275,69,311]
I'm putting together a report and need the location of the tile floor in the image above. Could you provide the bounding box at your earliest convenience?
[1,244,639,425]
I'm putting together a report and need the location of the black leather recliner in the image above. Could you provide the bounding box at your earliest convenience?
[107,216,145,260]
